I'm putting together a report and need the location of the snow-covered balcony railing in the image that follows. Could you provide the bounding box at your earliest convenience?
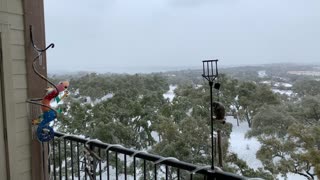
[49,132,246,180]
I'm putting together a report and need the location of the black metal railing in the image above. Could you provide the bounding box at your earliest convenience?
[48,132,246,180]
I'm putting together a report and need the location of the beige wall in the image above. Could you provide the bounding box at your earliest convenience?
[0,0,31,179]
[0,64,8,180]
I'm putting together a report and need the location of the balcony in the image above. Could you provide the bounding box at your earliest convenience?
[47,132,246,180]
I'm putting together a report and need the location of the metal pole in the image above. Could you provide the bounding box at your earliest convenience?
[209,81,214,170]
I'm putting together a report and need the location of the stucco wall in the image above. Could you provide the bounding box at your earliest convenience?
[0,0,31,179]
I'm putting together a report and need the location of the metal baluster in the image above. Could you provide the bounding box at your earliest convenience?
[133,157,136,180]
[48,142,51,179]
[70,141,74,180]
[89,144,95,180]
[124,154,127,180]
[116,152,118,180]
[53,139,56,180]
[99,148,102,180]
[84,143,87,180]
[107,150,110,180]
[154,164,157,180]
[190,174,193,180]
[143,160,146,180]
[165,166,168,180]
[77,142,80,179]
[177,169,180,180]
[64,139,68,179]
[58,140,62,180]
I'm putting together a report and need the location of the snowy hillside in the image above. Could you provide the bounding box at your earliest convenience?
[228,117,307,180]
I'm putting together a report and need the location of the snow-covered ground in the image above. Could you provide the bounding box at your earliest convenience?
[228,116,263,169]
[258,70,267,78]
[260,81,293,89]
[272,89,294,96]
[228,116,306,180]
[260,80,272,85]
[259,80,295,96]
[163,85,177,102]
[274,82,292,88]
[94,93,113,104]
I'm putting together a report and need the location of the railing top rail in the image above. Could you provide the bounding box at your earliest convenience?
[54,131,246,180]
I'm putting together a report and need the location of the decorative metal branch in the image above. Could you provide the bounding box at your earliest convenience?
[29,25,58,93]
[30,25,55,52]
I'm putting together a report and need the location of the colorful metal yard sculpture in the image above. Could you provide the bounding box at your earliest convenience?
[27,25,69,142]
[32,82,69,142]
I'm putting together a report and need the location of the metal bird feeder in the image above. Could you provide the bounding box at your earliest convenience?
[202,59,219,170]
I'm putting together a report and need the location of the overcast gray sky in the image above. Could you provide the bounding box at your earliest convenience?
[44,0,320,73]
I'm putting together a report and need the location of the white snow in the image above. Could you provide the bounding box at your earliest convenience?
[228,116,308,180]
[272,89,293,96]
[163,85,177,102]
[274,82,293,88]
[260,81,271,85]
[258,71,267,78]
[74,88,80,95]
[195,84,203,89]
[147,120,151,128]
[186,108,193,116]
[281,83,292,88]
[151,131,160,143]
[228,116,263,169]
[92,93,113,104]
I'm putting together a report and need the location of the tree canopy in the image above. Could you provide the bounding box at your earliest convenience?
[50,68,320,179]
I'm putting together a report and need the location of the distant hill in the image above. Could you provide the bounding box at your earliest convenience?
[49,63,320,84]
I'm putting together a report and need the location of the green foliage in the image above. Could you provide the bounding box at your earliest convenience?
[152,117,211,164]
[165,69,204,85]
[295,95,320,124]
[248,96,320,179]
[247,105,295,138]
[237,82,280,128]
[58,73,169,149]
[69,73,169,100]
[292,80,320,97]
